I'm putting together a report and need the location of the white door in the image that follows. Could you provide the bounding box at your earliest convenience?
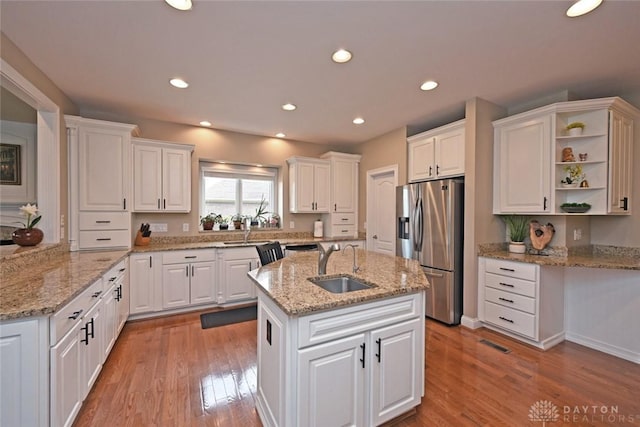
[370,318,422,426]
[162,264,191,309]
[297,334,366,427]
[367,166,397,255]
[133,143,162,211]
[314,162,331,212]
[190,261,216,304]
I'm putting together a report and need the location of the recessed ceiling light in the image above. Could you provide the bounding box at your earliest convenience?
[353,117,365,125]
[332,49,353,64]
[165,0,192,11]
[256,164,263,167]
[420,80,439,91]
[566,0,603,17]
[169,78,189,89]
[282,103,297,111]
[275,132,286,138]
[199,121,212,127]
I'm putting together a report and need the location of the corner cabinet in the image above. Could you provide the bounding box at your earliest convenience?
[287,157,331,213]
[493,97,638,215]
[407,119,465,182]
[132,138,194,213]
[66,115,139,251]
[255,290,425,427]
[320,152,361,238]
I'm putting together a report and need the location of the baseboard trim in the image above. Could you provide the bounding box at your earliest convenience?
[565,332,640,364]
[461,315,482,329]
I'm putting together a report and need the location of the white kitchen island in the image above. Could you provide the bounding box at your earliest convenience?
[248,250,429,427]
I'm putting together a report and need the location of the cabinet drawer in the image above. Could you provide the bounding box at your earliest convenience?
[79,230,130,249]
[331,213,355,225]
[298,293,422,348]
[485,258,537,281]
[485,272,536,298]
[329,225,357,237]
[162,249,216,265]
[485,287,535,314]
[79,212,129,230]
[50,279,103,344]
[104,259,127,286]
[484,301,536,339]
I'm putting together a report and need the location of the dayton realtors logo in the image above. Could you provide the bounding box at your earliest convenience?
[529,400,638,424]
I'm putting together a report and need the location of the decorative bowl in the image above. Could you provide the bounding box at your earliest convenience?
[560,205,591,213]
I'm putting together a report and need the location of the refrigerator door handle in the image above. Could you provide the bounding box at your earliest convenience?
[414,196,424,251]
[423,271,445,278]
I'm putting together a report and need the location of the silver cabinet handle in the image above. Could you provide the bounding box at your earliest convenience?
[423,271,444,278]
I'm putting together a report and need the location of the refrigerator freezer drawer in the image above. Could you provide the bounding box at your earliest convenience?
[422,268,461,325]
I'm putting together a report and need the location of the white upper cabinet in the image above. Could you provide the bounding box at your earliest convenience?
[493,97,638,215]
[407,119,465,182]
[493,113,552,214]
[320,152,361,239]
[132,138,194,212]
[287,157,331,213]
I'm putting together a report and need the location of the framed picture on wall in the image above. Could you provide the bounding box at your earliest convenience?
[0,143,22,185]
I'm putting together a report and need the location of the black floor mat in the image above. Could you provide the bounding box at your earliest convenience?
[200,305,257,329]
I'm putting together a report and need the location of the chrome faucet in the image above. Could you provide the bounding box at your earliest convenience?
[243,218,251,243]
[318,243,340,275]
[343,244,360,273]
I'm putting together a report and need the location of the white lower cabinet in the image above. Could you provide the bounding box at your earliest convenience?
[50,321,82,427]
[219,247,259,303]
[129,253,162,315]
[478,257,565,349]
[161,250,217,309]
[256,290,425,427]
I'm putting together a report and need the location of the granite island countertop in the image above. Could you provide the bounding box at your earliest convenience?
[0,250,129,321]
[478,245,640,271]
[248,249,430,316]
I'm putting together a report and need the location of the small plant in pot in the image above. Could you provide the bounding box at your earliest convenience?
[200,213,219,231]
[232,213,244,230]
[500,215,530,253]
[566,121,585,136]
[216,215,230,230]
[252,195,269,227]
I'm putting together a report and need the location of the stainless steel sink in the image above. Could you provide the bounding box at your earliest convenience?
[222,240,271,245]
[309,275,373,293]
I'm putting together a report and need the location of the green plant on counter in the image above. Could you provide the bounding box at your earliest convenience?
[253,195,269,223]
[566,121,585,130]
[500,215,530,243]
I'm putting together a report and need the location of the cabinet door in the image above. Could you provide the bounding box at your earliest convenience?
[370,318,422,426]
[117,271,130,333]
[78,126,128,211]
[293,162,316,212]
[51,322,83,427]
[494,115,551,213]
[314,162,331,212]
[190,261,217,305]
[1,319,46,427]
[297,334,366,427]
[162,264,191,309]
[435,126,465,178]
[81,301,103,398]
[102,284,117,362]
[608,110,633,213]
[163,148,191,212]
[331,158,357,212]
[408,137,435,182]
[221,258,258,303]
[257,300,286,427]
[133,144,162,211]
[129,254,160,314]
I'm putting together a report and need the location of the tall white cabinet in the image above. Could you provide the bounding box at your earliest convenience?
[493,97,638,215]
[66,116,138,251]
[132,138,194,212]
[321,152,361,238]
[407,119,465,182]
[287,157,331,213]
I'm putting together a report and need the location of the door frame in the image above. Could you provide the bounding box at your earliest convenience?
[365,164,398,252]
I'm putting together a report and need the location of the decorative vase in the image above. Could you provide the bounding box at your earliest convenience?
[568,128,583,137]
[12,228,44,246]
[508,241,526,254]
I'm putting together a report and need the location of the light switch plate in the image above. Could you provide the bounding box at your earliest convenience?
[289,221,295,229]
[183,223,189,232]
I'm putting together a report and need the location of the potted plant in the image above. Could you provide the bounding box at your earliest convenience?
[566,121,585,136]
[252,195,269,226]
[217,215,229,230]
[12,203,44,246]
[200,213,219,231]
[232,213,244,230]
[561,164,584,188]
[500,215,529,253]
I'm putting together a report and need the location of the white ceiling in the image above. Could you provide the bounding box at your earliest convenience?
[2,1,640,145]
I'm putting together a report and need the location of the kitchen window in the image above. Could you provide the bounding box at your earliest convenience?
[200,162,278,223]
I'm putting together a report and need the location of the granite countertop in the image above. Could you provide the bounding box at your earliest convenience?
[478,245,640,271]
[248,249,430,316]
[0,250,129,321]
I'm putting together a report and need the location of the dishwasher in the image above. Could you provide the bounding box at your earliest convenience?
[284,243,318,257]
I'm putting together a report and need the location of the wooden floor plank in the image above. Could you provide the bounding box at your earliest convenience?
[74,310,640,427]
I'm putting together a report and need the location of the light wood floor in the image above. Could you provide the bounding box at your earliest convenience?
[74,309,640,426]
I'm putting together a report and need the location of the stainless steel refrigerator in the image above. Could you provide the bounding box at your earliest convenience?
[396,178,464,325]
